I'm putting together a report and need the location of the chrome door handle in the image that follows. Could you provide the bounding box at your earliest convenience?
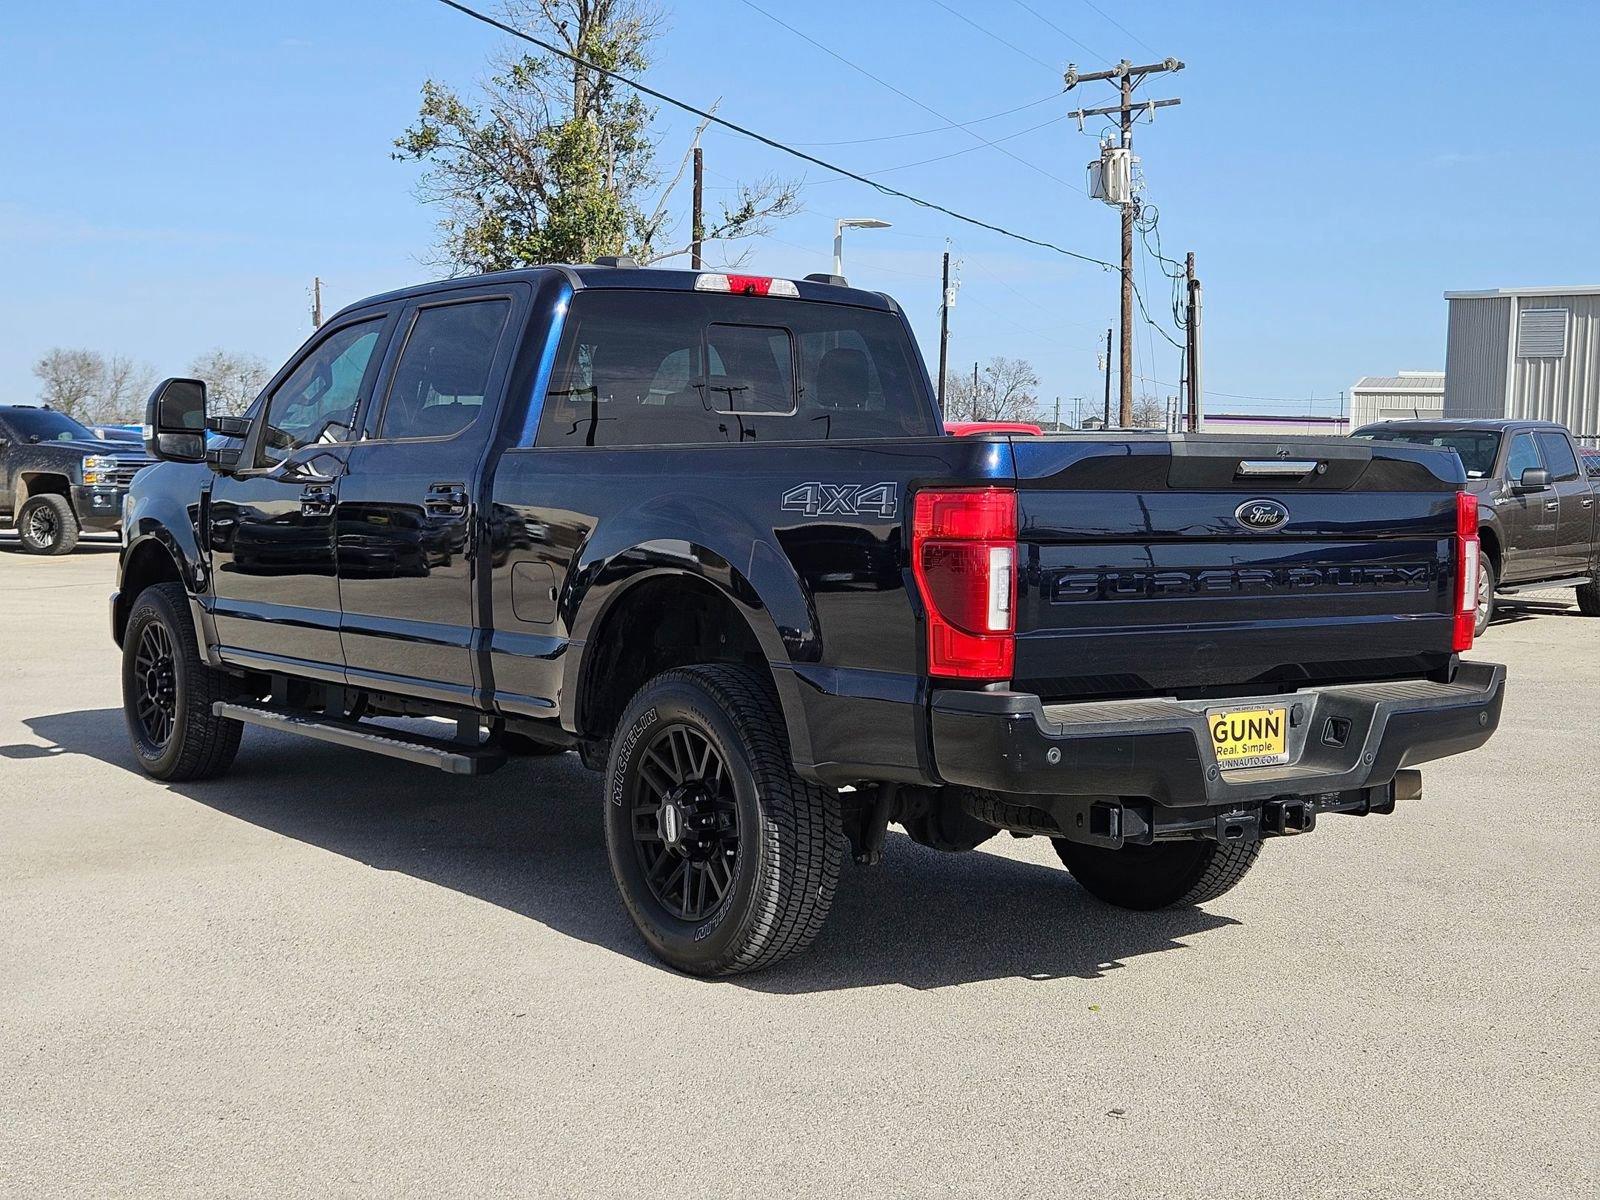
[1544,501,1560,511]
[425,482,468,516]
[300,485,335,517]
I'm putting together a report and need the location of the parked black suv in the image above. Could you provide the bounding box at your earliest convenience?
[114,265,1504,975]
[0,405,151,553]
[1353,419,1600,630]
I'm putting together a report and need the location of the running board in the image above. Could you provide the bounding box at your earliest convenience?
[212,702,507,775]
[1498,575,1592,595]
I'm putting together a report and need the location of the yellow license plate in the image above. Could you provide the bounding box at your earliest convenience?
[1207,706,1289,769]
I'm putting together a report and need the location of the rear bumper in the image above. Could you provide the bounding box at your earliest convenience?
[930,661,1505,806]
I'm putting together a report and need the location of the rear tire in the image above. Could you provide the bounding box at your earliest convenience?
[122,583,242,781]
[17,493,79,555]
[603,665,844,976]
[1475,557,1497,635]
[1053,837,1261,910]
[1577,579,1600,616]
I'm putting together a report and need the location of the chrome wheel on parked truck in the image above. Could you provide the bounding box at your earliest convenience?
[603,665,844,976]
[16,493,79,555]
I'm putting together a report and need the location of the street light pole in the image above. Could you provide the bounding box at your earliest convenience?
[833,217,892,278]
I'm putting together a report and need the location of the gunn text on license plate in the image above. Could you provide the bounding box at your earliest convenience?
[1207,706,1289,769]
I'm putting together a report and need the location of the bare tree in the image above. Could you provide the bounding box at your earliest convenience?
[941,356,1042,423]
[189,349,273,417]
[31,349,154,424]
[1130,394,1170,429]
[394,0,798,271]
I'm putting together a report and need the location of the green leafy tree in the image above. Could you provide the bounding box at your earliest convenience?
[395,0,798,271]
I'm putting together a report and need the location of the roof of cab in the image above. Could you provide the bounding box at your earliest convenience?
[332,264,899,322]
[1355,418,1570,433]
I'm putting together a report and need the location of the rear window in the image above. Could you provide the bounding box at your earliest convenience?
[535,291,937,446]
[1353,428,1500,478]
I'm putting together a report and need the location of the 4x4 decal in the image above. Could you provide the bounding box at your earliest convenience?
[780,481,898,519]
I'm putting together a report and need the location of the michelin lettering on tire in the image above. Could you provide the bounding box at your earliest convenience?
[610,706,658,806]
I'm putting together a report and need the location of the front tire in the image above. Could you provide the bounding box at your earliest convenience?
[16,493,79,555]
[122,583,242,781]
[1053,837,1261,910]
[1475,557,1497,635]
[1577,579,1600,616]
[603,665,844,976]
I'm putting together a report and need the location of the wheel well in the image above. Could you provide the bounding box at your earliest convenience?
[579,574,772,743]
[114,540,184,645]
[19,472,70,502]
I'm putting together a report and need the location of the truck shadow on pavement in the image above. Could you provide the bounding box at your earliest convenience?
[9,707,1240,993]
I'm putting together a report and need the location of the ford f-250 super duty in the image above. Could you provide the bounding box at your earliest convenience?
[115,263,1504,975]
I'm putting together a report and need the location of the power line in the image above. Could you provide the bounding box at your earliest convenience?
[1075,0,1161,58]
[792,113,1071,188]
[738,0,1082,193]
[788,91,1064,147]
[926,0,1059,73]
[1007,0,1111,64]
[431,0,1117,270]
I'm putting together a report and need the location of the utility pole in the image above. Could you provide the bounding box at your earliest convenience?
[1053,396,1061,432]
[1185,251,1202,433]
[311,277,323,329]
[1102,327,1113,427]
[973,361,980,421]
[937,250,951,411]
[1065,57,1184,427]
[691,144,704,270]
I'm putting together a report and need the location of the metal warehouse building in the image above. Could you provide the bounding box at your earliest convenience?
[1348,371,1444,426]
[1444,286,1600,436]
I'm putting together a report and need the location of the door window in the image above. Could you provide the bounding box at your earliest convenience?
[378,299,511,440]
[257,319,384,465]
[1504,433,1542,482]
[1534,432,1581,482]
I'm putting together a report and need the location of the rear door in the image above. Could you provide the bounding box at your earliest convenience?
[1533,430,1594,574]
[335,284,526,706]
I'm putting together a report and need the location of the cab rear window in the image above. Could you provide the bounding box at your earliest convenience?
[535,291,938,446]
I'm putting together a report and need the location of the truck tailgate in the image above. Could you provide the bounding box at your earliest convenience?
[1009,435,1464,700]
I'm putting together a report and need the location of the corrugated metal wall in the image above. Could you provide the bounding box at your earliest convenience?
[1443,296,1510,417]
[1510,294,1600,436]
[1349,391,1443,426]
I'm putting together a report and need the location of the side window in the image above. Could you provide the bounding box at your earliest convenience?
[257,319,384,465]
[1504,433,1542,481]
[379,299,511,440]
[1534,432,1581,482]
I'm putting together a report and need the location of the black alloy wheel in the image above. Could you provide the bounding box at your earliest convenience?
[132,619,178,749]
[627,722,740,923]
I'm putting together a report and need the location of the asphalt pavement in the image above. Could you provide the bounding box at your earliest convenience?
[2,539,1596,1198]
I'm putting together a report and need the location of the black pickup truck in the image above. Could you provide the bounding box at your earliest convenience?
[1,405,152,553]
[1353,418,1600,630]
[115,264,1504,975]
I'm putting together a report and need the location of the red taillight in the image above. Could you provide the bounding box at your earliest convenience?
[912,488,1017,680]
[1453,489,1480,652]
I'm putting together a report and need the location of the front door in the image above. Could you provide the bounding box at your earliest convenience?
[336,288,523,706]
[1534,430,1595,574]
[208,314,391,677]
[1497,431,1558,582]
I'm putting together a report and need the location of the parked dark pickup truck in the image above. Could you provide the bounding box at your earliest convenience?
[1353,419,1600,630]
[1,405,152,553]
[115,264,1504,975]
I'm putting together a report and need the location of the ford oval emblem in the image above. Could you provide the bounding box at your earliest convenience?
[1235,499,1289,531]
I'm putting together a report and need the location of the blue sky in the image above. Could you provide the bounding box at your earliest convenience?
[3,0,1597,417]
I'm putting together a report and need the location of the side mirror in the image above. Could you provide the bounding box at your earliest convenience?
[1515,467,1550,493]
[144,378,208,463]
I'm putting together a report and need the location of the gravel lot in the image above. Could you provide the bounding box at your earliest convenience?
[2,541,1596,1199]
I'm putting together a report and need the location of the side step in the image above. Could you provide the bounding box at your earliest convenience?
[1498,575,1592,595]
[213,702,507,775]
